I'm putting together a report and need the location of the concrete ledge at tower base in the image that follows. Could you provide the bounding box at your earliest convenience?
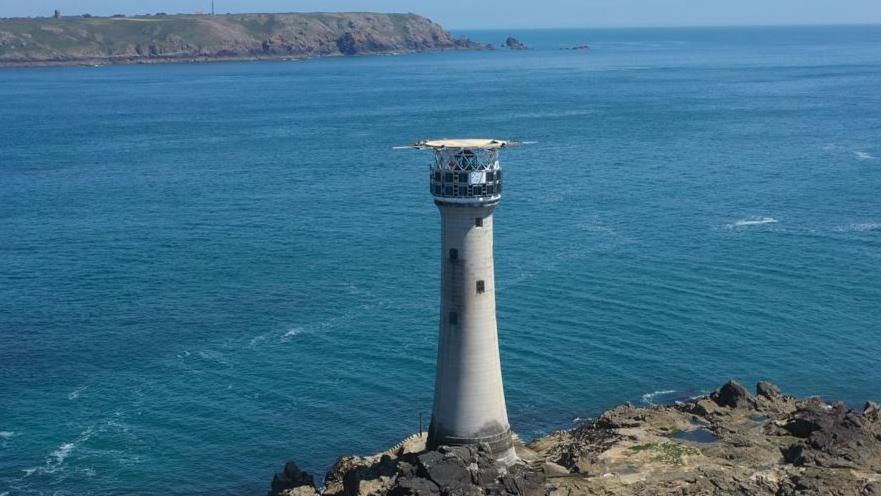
[427,426,516,464]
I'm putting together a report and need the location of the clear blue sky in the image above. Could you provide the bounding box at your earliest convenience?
[2,0,879,28]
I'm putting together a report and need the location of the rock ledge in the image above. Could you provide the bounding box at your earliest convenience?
[271,381,881,496]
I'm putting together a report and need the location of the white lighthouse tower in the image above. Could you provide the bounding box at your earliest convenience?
[405,139,520,464]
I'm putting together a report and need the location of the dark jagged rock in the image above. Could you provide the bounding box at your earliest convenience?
[756,381,782,399]
[710,379,752,408]
[270,461,316,496]
[780,403,881,471]
[504,37,527,50]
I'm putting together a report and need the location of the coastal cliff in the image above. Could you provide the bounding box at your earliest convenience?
[271,381,881,496]
[0,12,482,67]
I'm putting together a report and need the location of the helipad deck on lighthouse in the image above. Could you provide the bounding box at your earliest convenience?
[400,138,524,464]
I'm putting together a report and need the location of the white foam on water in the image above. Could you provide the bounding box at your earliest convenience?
[854,151,878,161]
[282,327,304,340]
[728,217,779,228]
[0,431,14,439]
[850,222,881,232]
[641,389,676,405]
[249,334,267,347]
[51,443,76,465]
[23,427,96,477]
[68,385,88,400]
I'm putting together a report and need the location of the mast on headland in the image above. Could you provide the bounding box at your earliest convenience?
[400,138,524,464]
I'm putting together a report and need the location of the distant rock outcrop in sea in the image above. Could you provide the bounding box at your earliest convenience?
[504,37,528,50]
[270,381,881,496]
[0,12,487,67]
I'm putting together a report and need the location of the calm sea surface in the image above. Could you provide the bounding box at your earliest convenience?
[1,26,880,495]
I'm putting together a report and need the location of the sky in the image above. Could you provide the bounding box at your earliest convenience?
[1,0,879,29]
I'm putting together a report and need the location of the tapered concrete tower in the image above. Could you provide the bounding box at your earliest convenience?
[405,139,520,464]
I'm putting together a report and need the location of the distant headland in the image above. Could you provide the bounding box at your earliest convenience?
[0,12,486,67]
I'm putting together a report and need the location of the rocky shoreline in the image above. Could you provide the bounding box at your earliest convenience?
[271,381,881,496]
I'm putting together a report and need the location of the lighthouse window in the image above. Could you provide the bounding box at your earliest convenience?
[445,173,454,183]
[449,249,458,260]
[449,312,458,325]
[476,280,485,293]
[487,184,495,195]
[458,174,468,183]
[433,184,441,195]
[486,171,494,181]
[475,217,483,227]
[444,185,453,196]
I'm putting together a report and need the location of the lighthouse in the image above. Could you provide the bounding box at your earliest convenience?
[405,139,520,464]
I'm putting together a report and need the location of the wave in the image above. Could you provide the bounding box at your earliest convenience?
[641,389,676,405]
[0,431,14,439]
[729,217,778,228]
[68,385,88,400]
[850,222,881,232]
[21,424,103,478]
[854,151,878,161]
[833,222,881,233]
[282,327,304,340]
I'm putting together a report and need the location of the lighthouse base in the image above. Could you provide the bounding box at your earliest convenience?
[427,424,518,465]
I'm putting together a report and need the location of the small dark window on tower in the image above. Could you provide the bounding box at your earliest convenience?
[445,173,454,183]
[486,171,494,181]
[475,217,483,227]
[434,171,441,181]
[476,280,485,293]
[449,248,458,260]
[449,312,458,325]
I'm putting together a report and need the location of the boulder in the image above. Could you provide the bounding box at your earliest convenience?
[389,476,440,496]
[687,398,721,417]
[417,449,473,492]
[781,403,881,471]
[271,462,316,496]
[710,380,752,408]
[756,381,782,399]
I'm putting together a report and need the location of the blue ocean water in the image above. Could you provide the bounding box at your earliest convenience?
[1,25,880,495]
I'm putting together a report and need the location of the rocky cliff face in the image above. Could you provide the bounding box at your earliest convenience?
[271,381,881,496]
[0,12,483,66]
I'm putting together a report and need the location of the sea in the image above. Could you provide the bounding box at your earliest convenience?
[1,25,880,495]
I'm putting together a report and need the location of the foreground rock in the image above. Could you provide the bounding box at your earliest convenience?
[0,12,485,67]
[271,382,881,495]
